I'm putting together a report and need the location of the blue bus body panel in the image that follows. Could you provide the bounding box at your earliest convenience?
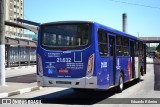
[96,57,131,89]
[38,49,93,78]
[116,57,131,82]
[97,58,110,89]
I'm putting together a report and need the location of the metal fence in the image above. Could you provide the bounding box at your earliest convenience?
[5,45,36,67]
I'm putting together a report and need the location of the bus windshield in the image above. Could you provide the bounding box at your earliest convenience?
[41,23,90,49]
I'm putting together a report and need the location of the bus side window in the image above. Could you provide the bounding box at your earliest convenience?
[139,41,143,56]
[98,29,108,57]
[135,41,139,57]
[116,35,129,56]
[123,37,129,56]
[116,35,122,56]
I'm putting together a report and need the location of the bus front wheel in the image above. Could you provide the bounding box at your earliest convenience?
[117,73,124,93]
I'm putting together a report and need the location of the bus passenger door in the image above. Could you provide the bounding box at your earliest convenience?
[109,34,116,86]
[130,40,135,79]
[143,43,146,74]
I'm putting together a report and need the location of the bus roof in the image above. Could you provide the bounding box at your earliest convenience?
[41,21,143,42]
[93,22,141,41]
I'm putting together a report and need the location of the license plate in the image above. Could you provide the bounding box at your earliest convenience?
[56,81,71,84]
[59,68,69,73]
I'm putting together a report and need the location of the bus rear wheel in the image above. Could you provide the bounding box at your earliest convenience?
[117,73,124,93]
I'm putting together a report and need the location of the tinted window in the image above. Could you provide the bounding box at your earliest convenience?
[116,36,122,45]
[139,42,143,55]
[116,35,129,56]
[135,41,139,56]
[98,29,108,57]
[41,24,90,49]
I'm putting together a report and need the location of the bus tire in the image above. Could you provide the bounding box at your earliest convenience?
[117,72,124,93]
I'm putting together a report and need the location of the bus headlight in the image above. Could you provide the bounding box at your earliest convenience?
[38,54,43,76]
[86,54,94,77]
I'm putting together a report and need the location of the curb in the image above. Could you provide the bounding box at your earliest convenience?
[0,86,42,98]
[5,65,36,70]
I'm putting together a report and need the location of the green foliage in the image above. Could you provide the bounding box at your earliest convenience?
[32,37,38,41]
[155,51,160,58]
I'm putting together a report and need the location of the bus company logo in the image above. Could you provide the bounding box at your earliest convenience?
[101,62,107,68]
[116,58,121,69]
[107,74,110,81]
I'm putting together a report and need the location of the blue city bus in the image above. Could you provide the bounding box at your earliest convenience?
[149,51,156,58]
[37,21,146,92]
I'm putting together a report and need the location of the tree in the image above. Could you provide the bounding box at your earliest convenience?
[32,36,38,41]
[156,44,160,52]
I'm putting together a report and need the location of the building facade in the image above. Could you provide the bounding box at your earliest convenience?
[5,0,24,38]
